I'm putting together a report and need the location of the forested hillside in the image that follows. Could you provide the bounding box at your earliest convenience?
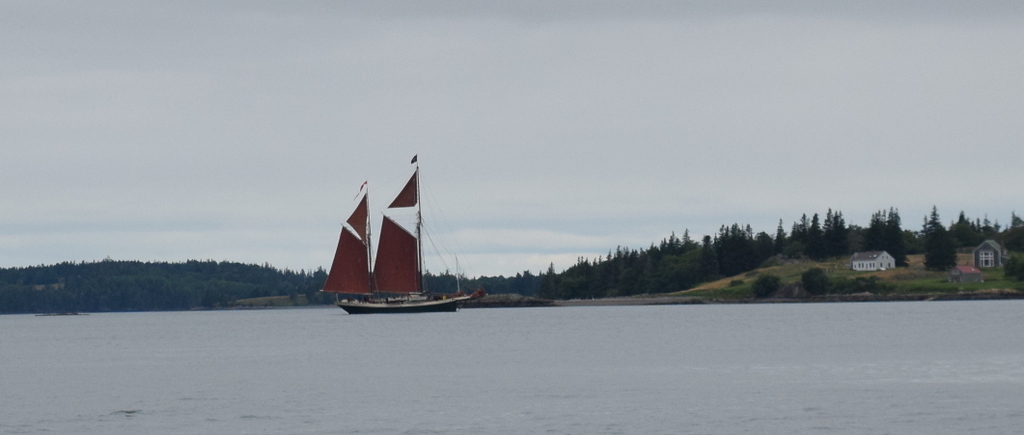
[539,208,1024,300]
[424,270,542,297]
[3,208,1021,312]
[0,259,541,314]
[0,260,328,314]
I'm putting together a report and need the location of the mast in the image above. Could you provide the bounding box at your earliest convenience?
[323,186,373,295]
[379,156,421,294]
[414,160,423,293]
[364,187,376,295]
[347,186,374,294]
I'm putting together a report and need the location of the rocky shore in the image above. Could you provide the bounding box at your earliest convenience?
[806,289,1024,303]
[459,293,555,308]
[461,294,707,308]
[551,296,706,306]
[462,289,1024,308]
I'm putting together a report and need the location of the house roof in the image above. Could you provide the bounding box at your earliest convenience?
[953,265,982,274]
[851,251,888,262]
[975,239,1003,252]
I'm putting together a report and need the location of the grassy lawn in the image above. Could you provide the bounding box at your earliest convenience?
[671,253,1023,301]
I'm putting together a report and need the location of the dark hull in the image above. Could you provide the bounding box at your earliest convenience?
[335,296,467,314]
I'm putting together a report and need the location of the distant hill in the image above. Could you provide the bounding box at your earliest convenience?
[0,260,328,314]
[0,259,542,314]
[4,255,1021,313]
[537,209,1024,301]
[675,254,1024,302]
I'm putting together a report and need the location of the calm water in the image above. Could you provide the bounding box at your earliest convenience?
[2,301,1023,434]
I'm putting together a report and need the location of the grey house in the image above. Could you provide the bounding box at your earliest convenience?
[974,240,1007,268]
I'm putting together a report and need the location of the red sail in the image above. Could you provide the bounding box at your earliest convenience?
[347,194,369,241]
[374,216,418,293]
[388,170,418,208]
[322,227,371,294]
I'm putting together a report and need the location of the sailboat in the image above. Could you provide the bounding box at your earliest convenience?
[322,159,482,314]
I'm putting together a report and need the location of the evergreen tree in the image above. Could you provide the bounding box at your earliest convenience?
[846,224,865,253]
[950,211,983,248]
[863,208,907,266]
[885,208,908,266]
[979,215,997,239]
[790,214,810,245]
[700,235,719,279]
[806,213,826,260]
[923,207,957,271]
[1003,226,1024,252]
[538,263,559,299]
[823,209,849,257]
[664,231,682,255]
[774,219,787,254]
[862,210,887,252]
[755,231,775,264]
[903,228,925,255]
[716,224,759,277]
[823,209,835,250]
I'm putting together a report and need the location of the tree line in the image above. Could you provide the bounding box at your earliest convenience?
[3,208,1021,312]
[0,259,543,314]
[538,208,1024,300]
[424,270,542,297]
[0,259,332,314]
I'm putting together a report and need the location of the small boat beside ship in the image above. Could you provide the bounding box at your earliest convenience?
[322,157,483,314]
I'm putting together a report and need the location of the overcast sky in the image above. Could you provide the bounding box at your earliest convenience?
[3,1,1023,277]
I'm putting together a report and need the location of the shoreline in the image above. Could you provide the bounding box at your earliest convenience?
[20,290,1024,314]
[462,289,1024,308]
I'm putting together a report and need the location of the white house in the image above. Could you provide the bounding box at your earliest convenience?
[850,251,895,271]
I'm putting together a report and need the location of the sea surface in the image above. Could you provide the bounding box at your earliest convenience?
[2,301,1023,434]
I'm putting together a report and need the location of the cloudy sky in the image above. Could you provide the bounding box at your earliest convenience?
[3,1,1023,277]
